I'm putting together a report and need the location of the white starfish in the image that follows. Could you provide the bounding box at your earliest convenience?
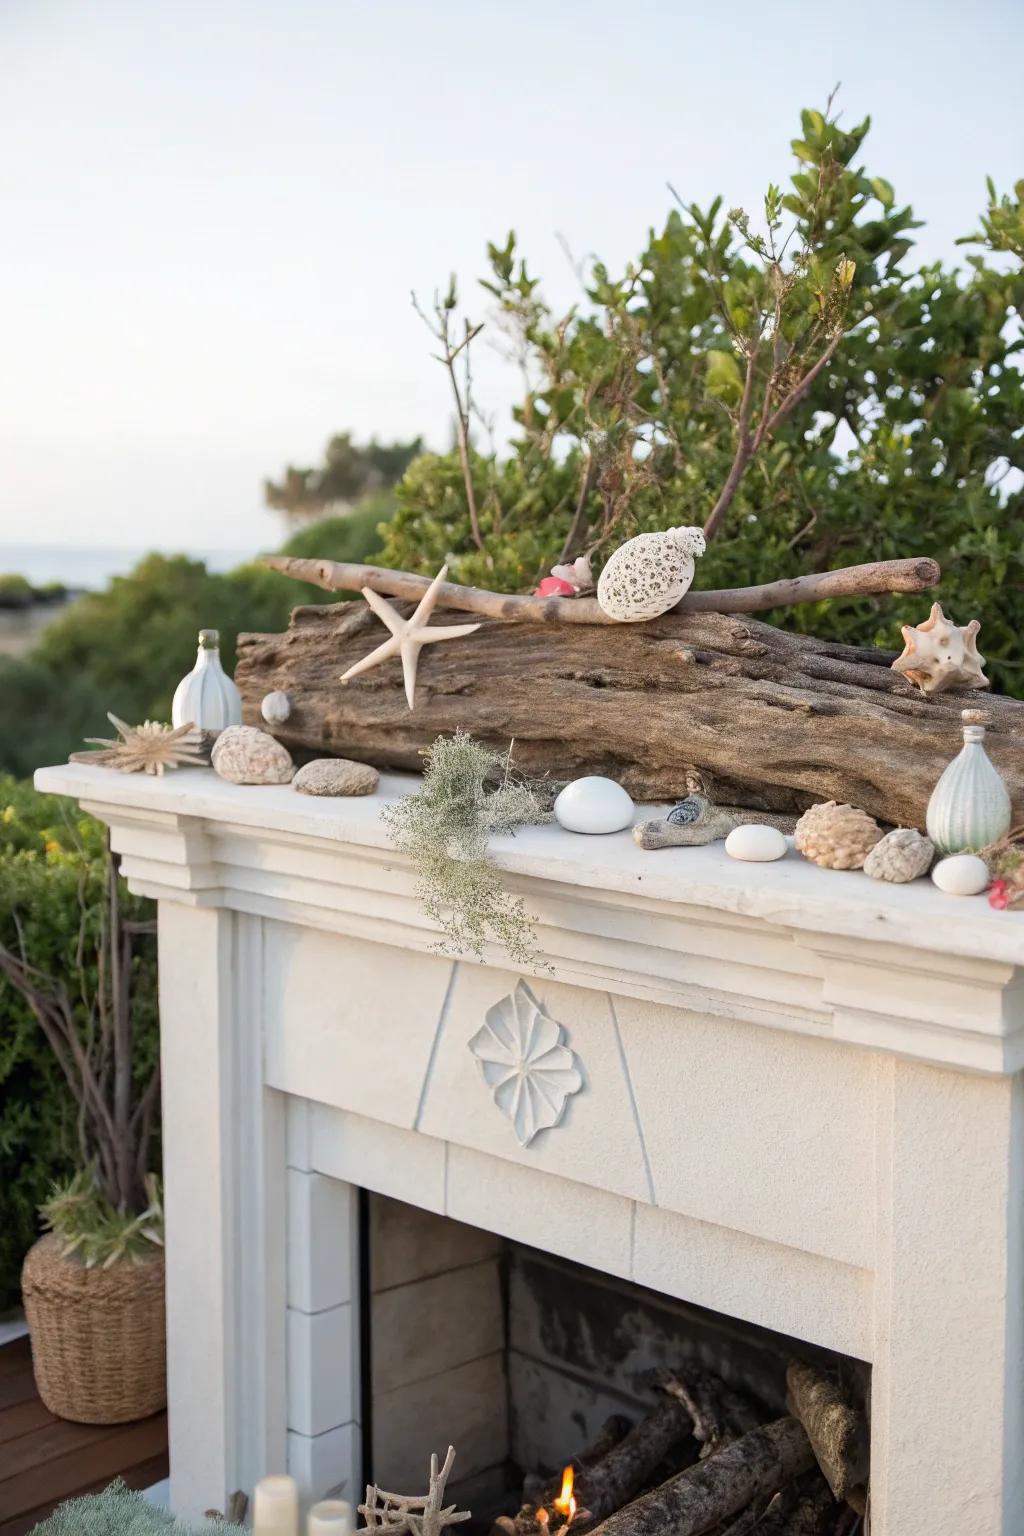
[340,565,481,710]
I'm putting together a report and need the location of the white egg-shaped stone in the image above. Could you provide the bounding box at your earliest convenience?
[554,776,634,835]
[724,824,788,863]
[261,690,292,725]
[930,853,990,897]
[596,527,706,622]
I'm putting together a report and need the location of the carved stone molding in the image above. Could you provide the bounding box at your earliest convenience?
[468,980,583,1147]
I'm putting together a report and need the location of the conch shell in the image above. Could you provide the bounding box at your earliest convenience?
[891,603,988,695]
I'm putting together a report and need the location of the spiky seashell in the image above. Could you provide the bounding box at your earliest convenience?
[794,800,883,870]
[891,602,988,695]
[596,526,706,622]
[71,715,205,776]
[862,827,934,884]
[211,725,294,785]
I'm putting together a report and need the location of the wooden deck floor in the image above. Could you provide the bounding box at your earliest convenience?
[0,1336,168,1536]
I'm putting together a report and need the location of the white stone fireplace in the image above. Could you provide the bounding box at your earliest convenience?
[35,763,1024,1535]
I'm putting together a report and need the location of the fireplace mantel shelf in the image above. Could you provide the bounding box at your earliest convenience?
[36,761,1024,969]
[33,761,1024,1533]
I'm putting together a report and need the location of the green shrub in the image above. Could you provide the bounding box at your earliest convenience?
[0,498,393,778]
[378,108,1024,693]
[0,780,159,1307]
[0,573,34,610]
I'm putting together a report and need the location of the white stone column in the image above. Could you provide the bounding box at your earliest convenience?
[159,903,287,1518]
[284,1100,362,1503]
[871,1058,1024,1535]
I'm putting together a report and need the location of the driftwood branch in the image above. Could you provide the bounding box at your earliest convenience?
[585,1417,814,1536]
[263,555,940,624]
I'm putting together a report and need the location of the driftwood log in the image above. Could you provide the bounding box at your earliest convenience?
[236,602,1024,826]
[584,1417,814,1536]
[785,1361,869,1510]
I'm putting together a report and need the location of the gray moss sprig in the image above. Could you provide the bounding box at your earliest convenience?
[381,731,554,966]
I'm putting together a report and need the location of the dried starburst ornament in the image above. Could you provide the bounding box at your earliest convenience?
[71,714,205,775]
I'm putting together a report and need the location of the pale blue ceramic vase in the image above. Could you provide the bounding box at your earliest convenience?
[171,629,242,733]
[926,709,1011,855]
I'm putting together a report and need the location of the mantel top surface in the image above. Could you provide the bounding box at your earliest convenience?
[35,761,1024,969]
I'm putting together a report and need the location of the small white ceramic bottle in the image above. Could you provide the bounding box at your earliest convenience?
[926,708,1011,855]
[171,628,242,734]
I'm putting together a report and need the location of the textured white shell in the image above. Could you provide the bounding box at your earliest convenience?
[211,725,294,785]
[597,526,706,622]
[892,602,988,694]
[171,648,242,732]
[468,980,583,1146]
[862,827,934,883]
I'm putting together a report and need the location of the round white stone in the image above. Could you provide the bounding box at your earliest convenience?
[724,824,788,863]
[931,853,990,897]
[261,690,292,725]
[554,776,634,835]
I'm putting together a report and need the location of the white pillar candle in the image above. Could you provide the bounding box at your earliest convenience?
[308,1500,356,1536]
[253,1474,300,1536]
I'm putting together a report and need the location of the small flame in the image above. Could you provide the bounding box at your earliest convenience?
[553,1466,576,1525]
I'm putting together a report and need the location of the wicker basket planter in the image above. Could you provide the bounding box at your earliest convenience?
[21,1234,166,1424]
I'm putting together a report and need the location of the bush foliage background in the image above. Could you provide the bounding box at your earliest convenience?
[1,102,1021,1298]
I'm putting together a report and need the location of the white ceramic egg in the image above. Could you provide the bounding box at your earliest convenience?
[724,824,788,863]
[554,776,635,835]
[930,853,990,897]
[261,690,292,725]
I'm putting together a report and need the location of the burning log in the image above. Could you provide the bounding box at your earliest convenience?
[583,1417,814,1536]
[652,1368,761,1457]
[785,1360,869,1509]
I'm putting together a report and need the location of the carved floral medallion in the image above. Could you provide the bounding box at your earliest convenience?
[468,980,583,1147]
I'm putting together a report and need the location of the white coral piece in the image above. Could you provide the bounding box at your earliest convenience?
[891,602,988,695]
[549,555,595,592]
[468,980,583,1146]
[596,526,706,622]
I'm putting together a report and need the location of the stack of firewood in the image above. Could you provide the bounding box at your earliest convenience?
[491,1360,867,1536]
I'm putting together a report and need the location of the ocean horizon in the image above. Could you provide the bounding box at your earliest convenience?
[0,542,259,591]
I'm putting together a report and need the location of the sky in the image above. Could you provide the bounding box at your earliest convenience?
[1,0,1022,558]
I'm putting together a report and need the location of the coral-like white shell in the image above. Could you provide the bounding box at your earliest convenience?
[794,801,883,870]
[596,527,706,622]
[862,827,934,883]
[554,776,634,834]
[211,725,294,785]
[468,980,583,1146]
[724,824,788,863]
[261,690,292,725]
[931,853,989,897]
[892,603,989,695]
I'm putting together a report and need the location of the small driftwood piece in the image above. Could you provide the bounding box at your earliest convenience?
[584,1417,814,1536]
[359,1446,472,1536]
[653,1367,761,1457]
[264,556,940,625]
[633,815,737,850]
[237,604,1024,825]
[785,1360,869,1508]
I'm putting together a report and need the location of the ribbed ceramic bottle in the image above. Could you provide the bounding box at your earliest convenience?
[171,629,242,733]
[925,709,1011,855]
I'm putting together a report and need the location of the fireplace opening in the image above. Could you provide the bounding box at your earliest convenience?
[363,1193,870,1532]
